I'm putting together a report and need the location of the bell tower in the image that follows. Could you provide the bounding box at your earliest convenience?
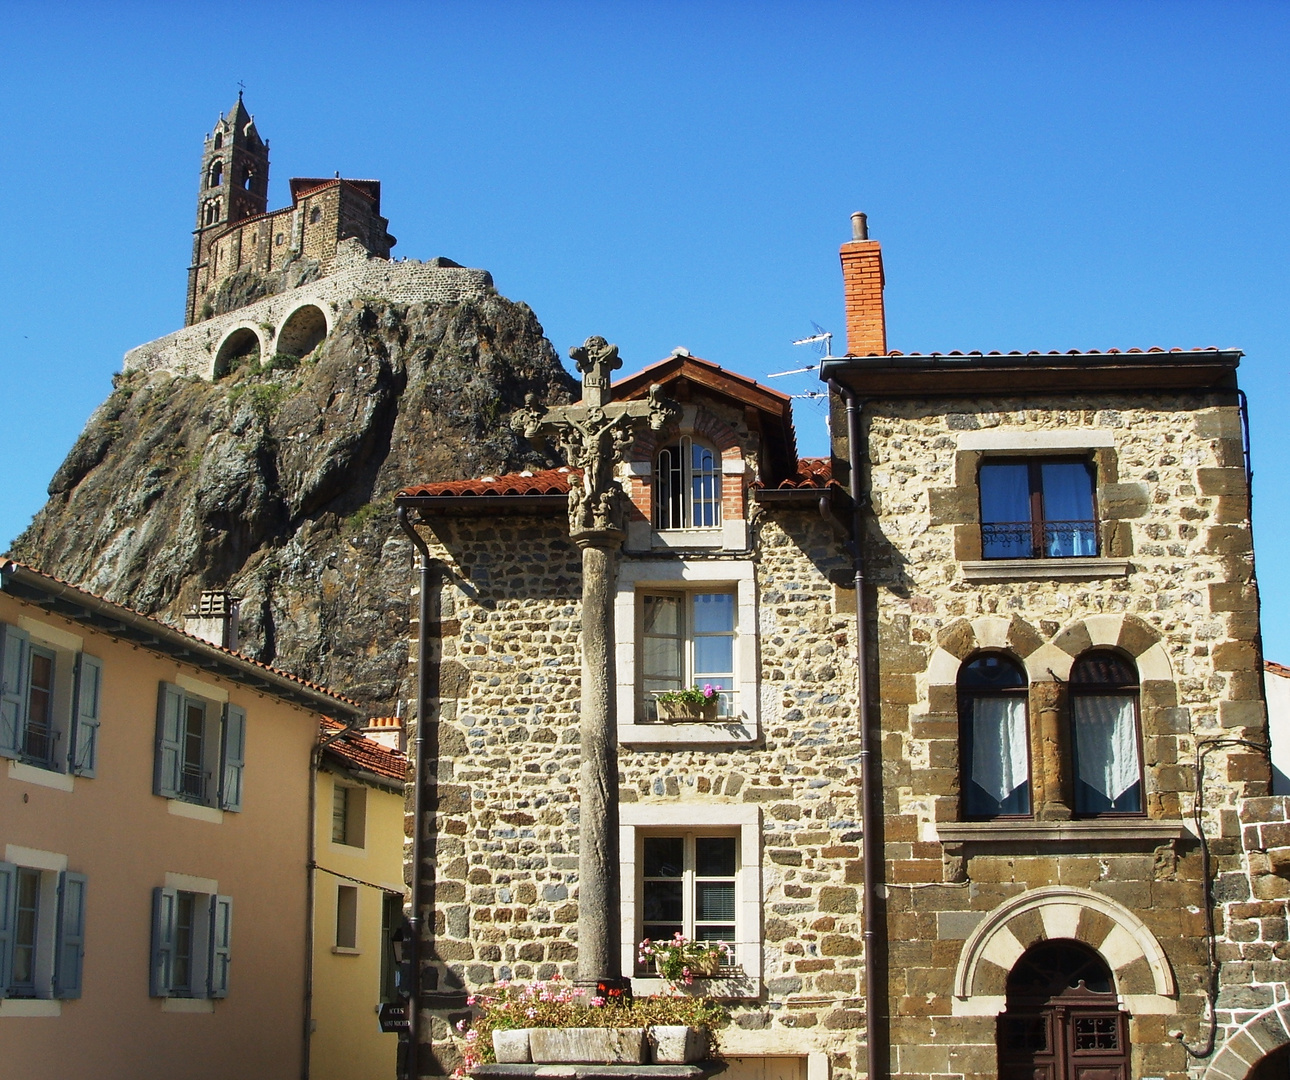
[186,93,271,325]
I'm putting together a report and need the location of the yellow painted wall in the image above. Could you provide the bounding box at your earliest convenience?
[311,767,404,1080]
[0,593,317,1080]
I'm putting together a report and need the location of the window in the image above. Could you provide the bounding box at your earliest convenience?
[208,161,223,188]
[959,653,1031,819]
[655,437,721,530]
[620,804,761,991]
[641,835,737,953]
[150,888,232,998]
[1070,651,1143,816]
[0,861,87,1000]
[241,171,254,192]
[379,894,402,1002]
[980,458,1096,559]
[0,623,102,776]
[331,782,366,847]
[335,886,358,950]
[639,591,735,720]
[309,206,322,224]
[154,684,245,811]
[213,132,223,150]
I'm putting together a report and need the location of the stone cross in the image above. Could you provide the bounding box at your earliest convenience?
[512,337,678,984]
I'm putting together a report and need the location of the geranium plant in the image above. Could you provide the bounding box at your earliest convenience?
[451,975,728,1075]
[655,684,719,706]
[639,933,732,984]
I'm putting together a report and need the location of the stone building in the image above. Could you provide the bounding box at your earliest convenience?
[392,221,1284,1080]
[125,98,493,380]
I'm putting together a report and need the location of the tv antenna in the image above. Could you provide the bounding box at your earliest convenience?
[769,322,838,380]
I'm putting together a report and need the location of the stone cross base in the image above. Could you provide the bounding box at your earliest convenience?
[470,1066,723,1080]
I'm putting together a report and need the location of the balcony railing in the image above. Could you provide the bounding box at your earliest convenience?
[21,722,59,767]
[982,520,1098,560]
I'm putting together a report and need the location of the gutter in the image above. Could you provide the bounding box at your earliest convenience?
[828,380,882,1080]
[397,506,437,1080]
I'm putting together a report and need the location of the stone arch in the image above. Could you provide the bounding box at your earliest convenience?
[208,160,223,188]
[951,886,1176,1016]
[1204,1002,1290,1080]
[635,404,743,461]
[927,615,1046,688]
[212,325,265,378]
[273,303,329,360]
[1050,612,1172,683]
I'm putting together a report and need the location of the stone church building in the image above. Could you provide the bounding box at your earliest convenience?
[393,221,1286,1080]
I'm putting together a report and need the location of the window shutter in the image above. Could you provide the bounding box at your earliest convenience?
[208,894,232,998]
[154,684,184,798]
[219,704,246,812]
[0,861,15,997]
[0,624,29,760]
[150,886,177,997]
[71,654,103,777]
[53,871,87,998]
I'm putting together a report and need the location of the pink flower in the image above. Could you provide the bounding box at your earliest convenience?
[703,684,714,698]
[466,995,476,1005]
[591,996,606,1007]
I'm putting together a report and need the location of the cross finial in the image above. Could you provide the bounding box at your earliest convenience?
[569,336,622,409]
[237,80,246,98]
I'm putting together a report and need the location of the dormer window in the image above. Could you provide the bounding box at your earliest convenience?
[655,437,720,530]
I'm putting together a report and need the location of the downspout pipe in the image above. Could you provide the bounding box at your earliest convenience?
[398,506,435,1080]
[828,379,882,1080]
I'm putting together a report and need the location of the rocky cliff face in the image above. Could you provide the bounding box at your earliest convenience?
[11,294,576,712]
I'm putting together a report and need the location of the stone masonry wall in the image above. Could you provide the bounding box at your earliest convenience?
[408,504,865,1079]
[126,244,494,380]
[854,393,1269,1080]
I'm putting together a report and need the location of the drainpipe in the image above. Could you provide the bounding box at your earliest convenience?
[397,506,435,1080]
[828,379,882,1080]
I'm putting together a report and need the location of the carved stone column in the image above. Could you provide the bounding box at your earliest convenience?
[512,337,678,985]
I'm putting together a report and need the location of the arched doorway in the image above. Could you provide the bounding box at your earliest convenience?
[998,940,1129,1080]
[1250,1044,1290,1080]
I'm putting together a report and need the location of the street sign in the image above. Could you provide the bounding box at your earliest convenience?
[379,1001,409,1034]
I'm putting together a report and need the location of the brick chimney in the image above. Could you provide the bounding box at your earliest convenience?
[183,590,241,650]
[840,211,886,357]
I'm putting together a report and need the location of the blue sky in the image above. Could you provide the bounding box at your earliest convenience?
[1,2,1288,652]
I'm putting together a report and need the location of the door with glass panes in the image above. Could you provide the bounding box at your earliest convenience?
[998,942,1129,1080]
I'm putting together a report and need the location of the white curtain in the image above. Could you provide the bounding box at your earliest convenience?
[971,697,1028,804]
[1073,694,1139,802]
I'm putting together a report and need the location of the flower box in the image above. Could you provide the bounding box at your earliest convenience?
[655,698,719,722]
[650,1025,710,1064]
[526,1027,648,1064]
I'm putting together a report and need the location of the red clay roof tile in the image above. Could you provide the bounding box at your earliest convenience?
[321,719,405,782]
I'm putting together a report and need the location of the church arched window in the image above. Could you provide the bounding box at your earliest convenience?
[309,206,322,225]
[209,161,223,188]
[213,131,224,150]
[655,437,721,530]
[203,201,219,226]
[242,170,254,192]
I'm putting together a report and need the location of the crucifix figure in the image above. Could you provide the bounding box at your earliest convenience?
[512,337,678,984]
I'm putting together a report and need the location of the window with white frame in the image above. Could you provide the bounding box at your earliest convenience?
[0,622,102,777]
[150,887,232,999]
[0,857,86,1000]
[616,561,758,745]
[640,590,736,719]
[154,684,245,811]
[620,804,761,989]
[655,437,721,530]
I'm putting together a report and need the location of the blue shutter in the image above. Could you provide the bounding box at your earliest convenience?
[219,704,246,812]
[0,862,15,997]
[154,684,183,798]
[0,624,29,760]
[71,654,103,777]
[53,871,87,998]
[150,886,177,997]
[208,894,232,998]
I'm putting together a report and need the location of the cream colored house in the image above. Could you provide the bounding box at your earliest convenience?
[0,561,362,1080]
[311,720,405,1080]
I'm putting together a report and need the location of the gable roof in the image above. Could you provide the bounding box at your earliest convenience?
[612,353,799,482]
[320,720,405,789]
[0,561,362,722]
[289,177,381,211]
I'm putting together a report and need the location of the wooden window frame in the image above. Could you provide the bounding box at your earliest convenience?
[978,456,1099,560]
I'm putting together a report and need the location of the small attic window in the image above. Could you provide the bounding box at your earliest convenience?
[656,437,721,530]
[209,161,223,188]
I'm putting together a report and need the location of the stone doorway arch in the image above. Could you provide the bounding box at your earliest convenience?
[1205,1004,1290,1080]
[274,303,329,360]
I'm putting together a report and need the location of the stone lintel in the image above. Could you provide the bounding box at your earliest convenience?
[935,820,1188,846]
